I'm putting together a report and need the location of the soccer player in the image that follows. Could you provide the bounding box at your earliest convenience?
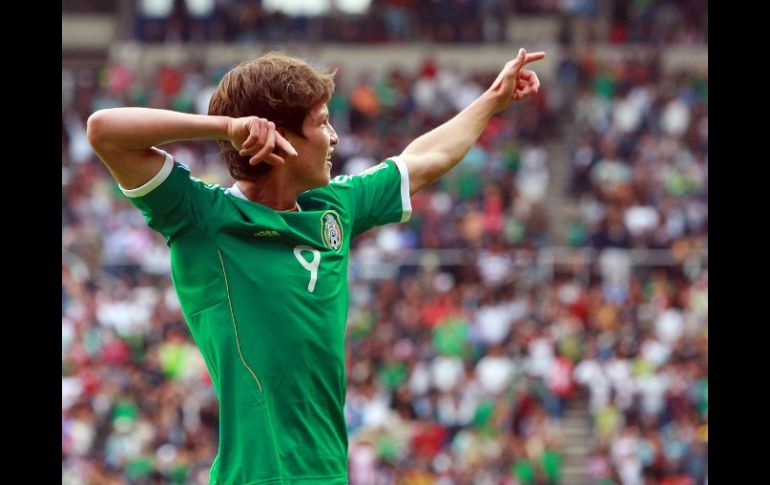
[87,48,544,484]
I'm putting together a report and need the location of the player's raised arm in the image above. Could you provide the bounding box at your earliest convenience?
[399,48,545,195]
[86,107,296,189]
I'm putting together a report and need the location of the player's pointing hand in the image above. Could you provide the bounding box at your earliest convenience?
[488,48,546,112]
[229,116,297,167]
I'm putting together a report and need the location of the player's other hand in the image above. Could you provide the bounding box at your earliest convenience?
[488,48,545,113]
[228,116,298,166]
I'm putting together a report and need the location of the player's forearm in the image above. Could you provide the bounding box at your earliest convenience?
[87,107,233,190]
[87,107,230,151]
[400,92,498,194]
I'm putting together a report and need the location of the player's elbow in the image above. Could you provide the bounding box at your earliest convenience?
[86,109,114,151]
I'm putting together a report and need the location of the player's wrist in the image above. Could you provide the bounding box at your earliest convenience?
[221,116,239,142]
[478,89,507,114]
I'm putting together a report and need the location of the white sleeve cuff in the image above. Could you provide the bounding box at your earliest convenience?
[120,150,174,198]
[389,156,412,223]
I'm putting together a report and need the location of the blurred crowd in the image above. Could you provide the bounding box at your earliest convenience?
[65,0,708,46]
[554,50,708,279]
[62,41,707,485]
[342,255,707,484]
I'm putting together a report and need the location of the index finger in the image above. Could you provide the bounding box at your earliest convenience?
[524,52,546,65]
[275,133,298,157]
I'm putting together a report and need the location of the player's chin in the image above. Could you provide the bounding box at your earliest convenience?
[315,167,332,187]
[323,161,333,181]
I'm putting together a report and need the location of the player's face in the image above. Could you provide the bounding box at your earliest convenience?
[288,104,338,190]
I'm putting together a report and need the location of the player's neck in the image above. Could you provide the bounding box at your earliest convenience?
[235,179,299,211]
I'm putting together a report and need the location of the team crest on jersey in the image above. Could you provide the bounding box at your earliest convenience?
[320,210,343,251]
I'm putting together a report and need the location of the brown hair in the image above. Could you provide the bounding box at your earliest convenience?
[208,53,336,181]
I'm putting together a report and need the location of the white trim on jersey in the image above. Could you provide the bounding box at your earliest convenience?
[227,182,248,201]
[120,149,174,198]
[389,156,412,223]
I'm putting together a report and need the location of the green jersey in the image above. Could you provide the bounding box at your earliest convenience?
[124,150,411,484]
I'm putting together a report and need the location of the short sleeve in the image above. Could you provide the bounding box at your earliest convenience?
[329,156,412,238]
[121,149,223,240]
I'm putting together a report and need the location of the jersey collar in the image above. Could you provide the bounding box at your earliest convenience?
[228,182,302,212]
